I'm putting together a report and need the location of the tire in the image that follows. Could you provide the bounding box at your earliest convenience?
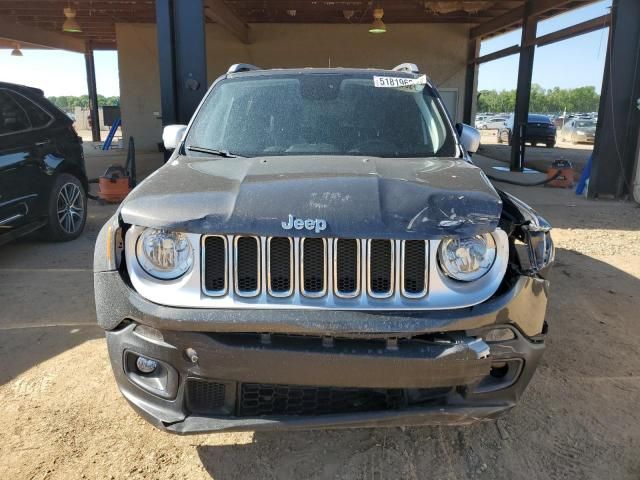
[499,130,510,144]
[43,173,87,241]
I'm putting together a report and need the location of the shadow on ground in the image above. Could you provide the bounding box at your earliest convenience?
[0,325,102,386]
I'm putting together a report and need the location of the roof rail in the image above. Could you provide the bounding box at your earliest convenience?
[392,63,420,74]
[227,63,261,74]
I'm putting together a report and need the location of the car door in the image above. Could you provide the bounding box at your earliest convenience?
[0,89,50,231]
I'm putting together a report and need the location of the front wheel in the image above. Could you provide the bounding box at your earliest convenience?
[44,173,87,241]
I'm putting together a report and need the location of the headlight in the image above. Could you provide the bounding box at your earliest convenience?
[576,130,585,135]
[136,229,193,280]
[438,233,497,282]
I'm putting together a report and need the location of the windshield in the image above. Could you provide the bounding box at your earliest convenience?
[185,73,458,158]
[575,120,596,128]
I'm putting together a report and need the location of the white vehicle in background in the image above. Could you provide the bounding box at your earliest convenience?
[477,116,508,130]
[475,114,488,126]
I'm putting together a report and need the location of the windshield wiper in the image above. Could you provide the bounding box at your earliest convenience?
[186,145,242,158]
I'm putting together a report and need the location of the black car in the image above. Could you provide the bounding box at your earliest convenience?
[499,114,557,148]
[0,82,88,246]
[94,64,554,433]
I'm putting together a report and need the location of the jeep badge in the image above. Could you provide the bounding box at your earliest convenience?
[281,214,327,233]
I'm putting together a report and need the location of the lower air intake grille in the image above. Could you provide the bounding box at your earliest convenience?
[186,378,226,414]
[239,383,405,416]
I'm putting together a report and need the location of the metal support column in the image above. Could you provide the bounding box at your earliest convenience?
[463,38,480,125]
[509,7,537,172]
[590,0,640,199]
[155,0,207,128]
[84,47,101,142]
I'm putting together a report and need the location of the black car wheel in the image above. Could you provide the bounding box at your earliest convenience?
[499,130,510,144]
[44,173,87,241]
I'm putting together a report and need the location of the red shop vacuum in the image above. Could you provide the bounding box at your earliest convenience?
[90,137,137,203]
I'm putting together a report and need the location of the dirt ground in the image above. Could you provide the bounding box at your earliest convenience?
[1,162,639,479]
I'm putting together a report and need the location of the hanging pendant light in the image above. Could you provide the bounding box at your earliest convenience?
[369,7,386,34]
[63,7,82,33]
[11,43,23,57]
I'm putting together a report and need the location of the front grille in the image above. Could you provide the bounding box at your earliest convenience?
[402,240,428,296]
[203,236,430,302]
[203,236,227,294]
[186,378,226,414]
[334,239,360,297]
[268,237,293,296]
[301,238,326,296]
[235,236,260,296]
[368,240,393,297]
[239,383,405,416]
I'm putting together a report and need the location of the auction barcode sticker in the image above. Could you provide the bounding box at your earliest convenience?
[373,75,427,91]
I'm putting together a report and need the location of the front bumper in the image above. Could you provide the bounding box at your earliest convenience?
[527,135,556,144]
[96,271,548,433]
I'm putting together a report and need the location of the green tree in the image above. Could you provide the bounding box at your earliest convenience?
[48,95,120,110]
[477,85,599,114]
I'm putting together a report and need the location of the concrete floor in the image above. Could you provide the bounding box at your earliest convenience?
[1,154,639,479]
[478,129,593,175]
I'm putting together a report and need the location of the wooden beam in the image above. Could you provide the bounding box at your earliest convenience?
[469,13,611,65]
[203,0,250,44]
[0,17,85,52]
[470,0,593,39]
[533,13,611,47]
[472,44,521,64]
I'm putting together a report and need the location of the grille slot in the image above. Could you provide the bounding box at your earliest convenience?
[203,236,227,295]
[300,238,327,297]
[334,239,360,297]
[239,383,405,416]
[186,378,226,414]
[402,240,428,297]
[368,240,394,297]
[268,237,293,296]
[234,236,260,296]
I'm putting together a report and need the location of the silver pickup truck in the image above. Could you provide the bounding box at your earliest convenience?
[94,63,554,434]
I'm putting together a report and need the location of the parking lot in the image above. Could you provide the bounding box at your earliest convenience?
[1,153,639,479]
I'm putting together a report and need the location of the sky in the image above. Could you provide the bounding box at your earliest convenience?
[478,0,612,93]
[0,0,612,97]
[0,49,120,97]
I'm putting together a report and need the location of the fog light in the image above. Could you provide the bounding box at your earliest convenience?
[136,356,158,374]
[484,328,516,342]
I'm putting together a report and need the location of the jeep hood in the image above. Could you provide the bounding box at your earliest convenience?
[120,155,502,239]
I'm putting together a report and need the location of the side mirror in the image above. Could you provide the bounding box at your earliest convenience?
[456,123,480,154]
[162,124,187,151]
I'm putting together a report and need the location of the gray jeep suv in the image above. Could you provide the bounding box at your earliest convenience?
[94,64,554,434]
